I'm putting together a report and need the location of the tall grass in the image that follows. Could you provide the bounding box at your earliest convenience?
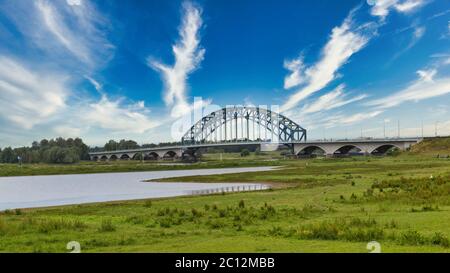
[36,218,87,233]
[98,219,115,232]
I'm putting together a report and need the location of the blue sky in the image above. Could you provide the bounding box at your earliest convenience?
[0,0,449,147]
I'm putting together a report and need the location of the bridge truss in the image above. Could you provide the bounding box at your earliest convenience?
[181,106,307,145]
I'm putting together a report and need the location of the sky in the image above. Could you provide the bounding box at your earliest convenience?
[0,0,449,147]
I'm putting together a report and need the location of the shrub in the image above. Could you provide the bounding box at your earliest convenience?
[98,219,116,232]
[126,215,146,225]
[240,149,250,157]
[397,230,426,245]
[218,209,227,218]
[386,147,401,156]
[238,200,245,209]
[0,217,8,236]
[430,232,450,248]
[191,208,203,218]
[159,218,172,228]
[268,226,284,236]
[207,219,225,229]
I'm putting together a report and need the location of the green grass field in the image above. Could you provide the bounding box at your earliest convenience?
[0,154,281,177]
[1,144,450,252]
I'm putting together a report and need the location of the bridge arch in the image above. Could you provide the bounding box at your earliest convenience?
[120,154,131,160]
[333,145,363,155]
[163,151,178,159]
[109,154,118,161]
[145,152,159,160]
[181,106,306,145]
[370,144,401,155]
[297,145,326,157]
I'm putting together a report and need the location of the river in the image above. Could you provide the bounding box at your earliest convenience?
[0,166,274,210]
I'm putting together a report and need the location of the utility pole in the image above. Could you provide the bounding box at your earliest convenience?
[421,120,424,138]
[435,121,438,137]
[397,120,400,138]
[383,120,386,139]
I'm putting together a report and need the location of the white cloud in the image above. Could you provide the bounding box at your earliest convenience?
[82,95,159,134]
[36,0,114,69]
[413,26,426,39]
[280,13,373,112]
[416,68,436,82]
[36,0,88,62]
[388,25,426,63]
[283,56,306,89]
[367,69,450,109]
[85,75,103,93]
[0,56,69,129]
[395,0,426,13]
[301,85,367,114]
[148,2,205,118]
[66,0,82,6]
[370,0,427,19]
[53,125,82,137]
[370,0,398,19]
[2,0,114,71]
[323,110,384,127]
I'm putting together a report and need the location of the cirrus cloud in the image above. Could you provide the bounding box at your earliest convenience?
[148,1,205,118]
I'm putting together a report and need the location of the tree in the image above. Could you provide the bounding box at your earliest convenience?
[1,147,15,163]
[104,140,119,151]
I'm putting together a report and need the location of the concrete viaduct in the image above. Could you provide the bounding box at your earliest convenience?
[89,138,421,161]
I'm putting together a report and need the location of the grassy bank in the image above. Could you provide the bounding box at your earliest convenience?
[0,155,281,177]
[1,153,450,252]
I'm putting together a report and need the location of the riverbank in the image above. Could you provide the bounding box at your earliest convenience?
[0,156,281,177]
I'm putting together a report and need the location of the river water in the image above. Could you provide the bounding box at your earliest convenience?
[0,166,274,210]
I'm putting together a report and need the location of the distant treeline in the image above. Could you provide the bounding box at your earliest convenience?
[0,138,89,164]
[0,138,184,164]
[89,139,182,152]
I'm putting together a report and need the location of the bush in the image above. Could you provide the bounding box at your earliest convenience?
[240,149,250,157]
[397,230,426,245]
[143,200,152,208]
[430,232,450,248]
[98,219,116,232]
[386,147,401,156]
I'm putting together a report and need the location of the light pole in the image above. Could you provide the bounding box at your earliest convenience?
[435,121,438,137]
[421,120,424,138]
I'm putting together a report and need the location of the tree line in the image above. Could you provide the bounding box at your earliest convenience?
[0,138,183,164]
[90,140,182,152]
[0,138,89,164]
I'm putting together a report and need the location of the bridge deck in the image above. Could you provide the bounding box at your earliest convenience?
[89,138,422,156]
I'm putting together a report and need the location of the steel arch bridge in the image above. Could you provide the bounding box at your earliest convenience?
[181,106,307,145]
